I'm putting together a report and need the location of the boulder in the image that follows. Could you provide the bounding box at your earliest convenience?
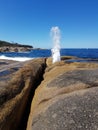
[0,58,46,130]
[27,59,98,130]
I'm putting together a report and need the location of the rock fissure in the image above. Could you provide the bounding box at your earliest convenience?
[17,59,47,130]
[27,59,98,130]
[0,58,46,130]
[1,57,98,130]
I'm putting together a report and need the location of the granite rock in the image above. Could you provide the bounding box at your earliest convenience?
[27,59,98,130]
[0,58,46,130]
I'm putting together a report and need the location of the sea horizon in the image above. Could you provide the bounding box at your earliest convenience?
[0,48,98,62]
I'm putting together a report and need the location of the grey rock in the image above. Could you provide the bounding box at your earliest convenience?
[31,87,98,130]
[47,69,98,88]
[27,61,98,130]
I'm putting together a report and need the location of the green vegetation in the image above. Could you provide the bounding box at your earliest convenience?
[0,40,33,48]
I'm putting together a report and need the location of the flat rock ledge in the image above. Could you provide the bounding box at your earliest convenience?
[27,57,98,130]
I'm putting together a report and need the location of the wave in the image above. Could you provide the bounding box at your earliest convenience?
[0,55,33,62]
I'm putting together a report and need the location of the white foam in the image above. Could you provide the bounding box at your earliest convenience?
[51,48,61,63]
[51,26,61,63]
[0,55,33,62]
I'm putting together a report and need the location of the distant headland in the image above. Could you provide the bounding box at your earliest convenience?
[0,40,33,52]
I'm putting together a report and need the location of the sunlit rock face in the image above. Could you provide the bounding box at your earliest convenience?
[27,60,98,130]
[0,58,46,130]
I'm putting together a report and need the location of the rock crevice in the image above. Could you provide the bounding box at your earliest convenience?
[1,57,98,130]
[0,58,46,130]
[27,58,98,130]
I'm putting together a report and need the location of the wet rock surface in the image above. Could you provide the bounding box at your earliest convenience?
[27,58,98,130]
[0,60,24,82]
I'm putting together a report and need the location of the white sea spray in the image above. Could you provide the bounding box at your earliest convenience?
[51,26,61,63]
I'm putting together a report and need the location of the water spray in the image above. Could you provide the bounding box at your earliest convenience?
[51,26,61,63]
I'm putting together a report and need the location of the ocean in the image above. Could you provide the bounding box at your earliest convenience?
[0,48,98,61]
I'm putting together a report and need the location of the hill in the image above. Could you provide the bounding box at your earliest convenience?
[0,40,33,48]
[0,40,33,52]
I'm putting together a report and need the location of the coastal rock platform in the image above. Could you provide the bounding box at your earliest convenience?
[0,56,98,130]
[27,58,98,130]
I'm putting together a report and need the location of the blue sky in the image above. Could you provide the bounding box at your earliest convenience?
[0,0,98,48]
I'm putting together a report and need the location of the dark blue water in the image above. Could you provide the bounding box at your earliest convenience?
[0,49,98,59]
